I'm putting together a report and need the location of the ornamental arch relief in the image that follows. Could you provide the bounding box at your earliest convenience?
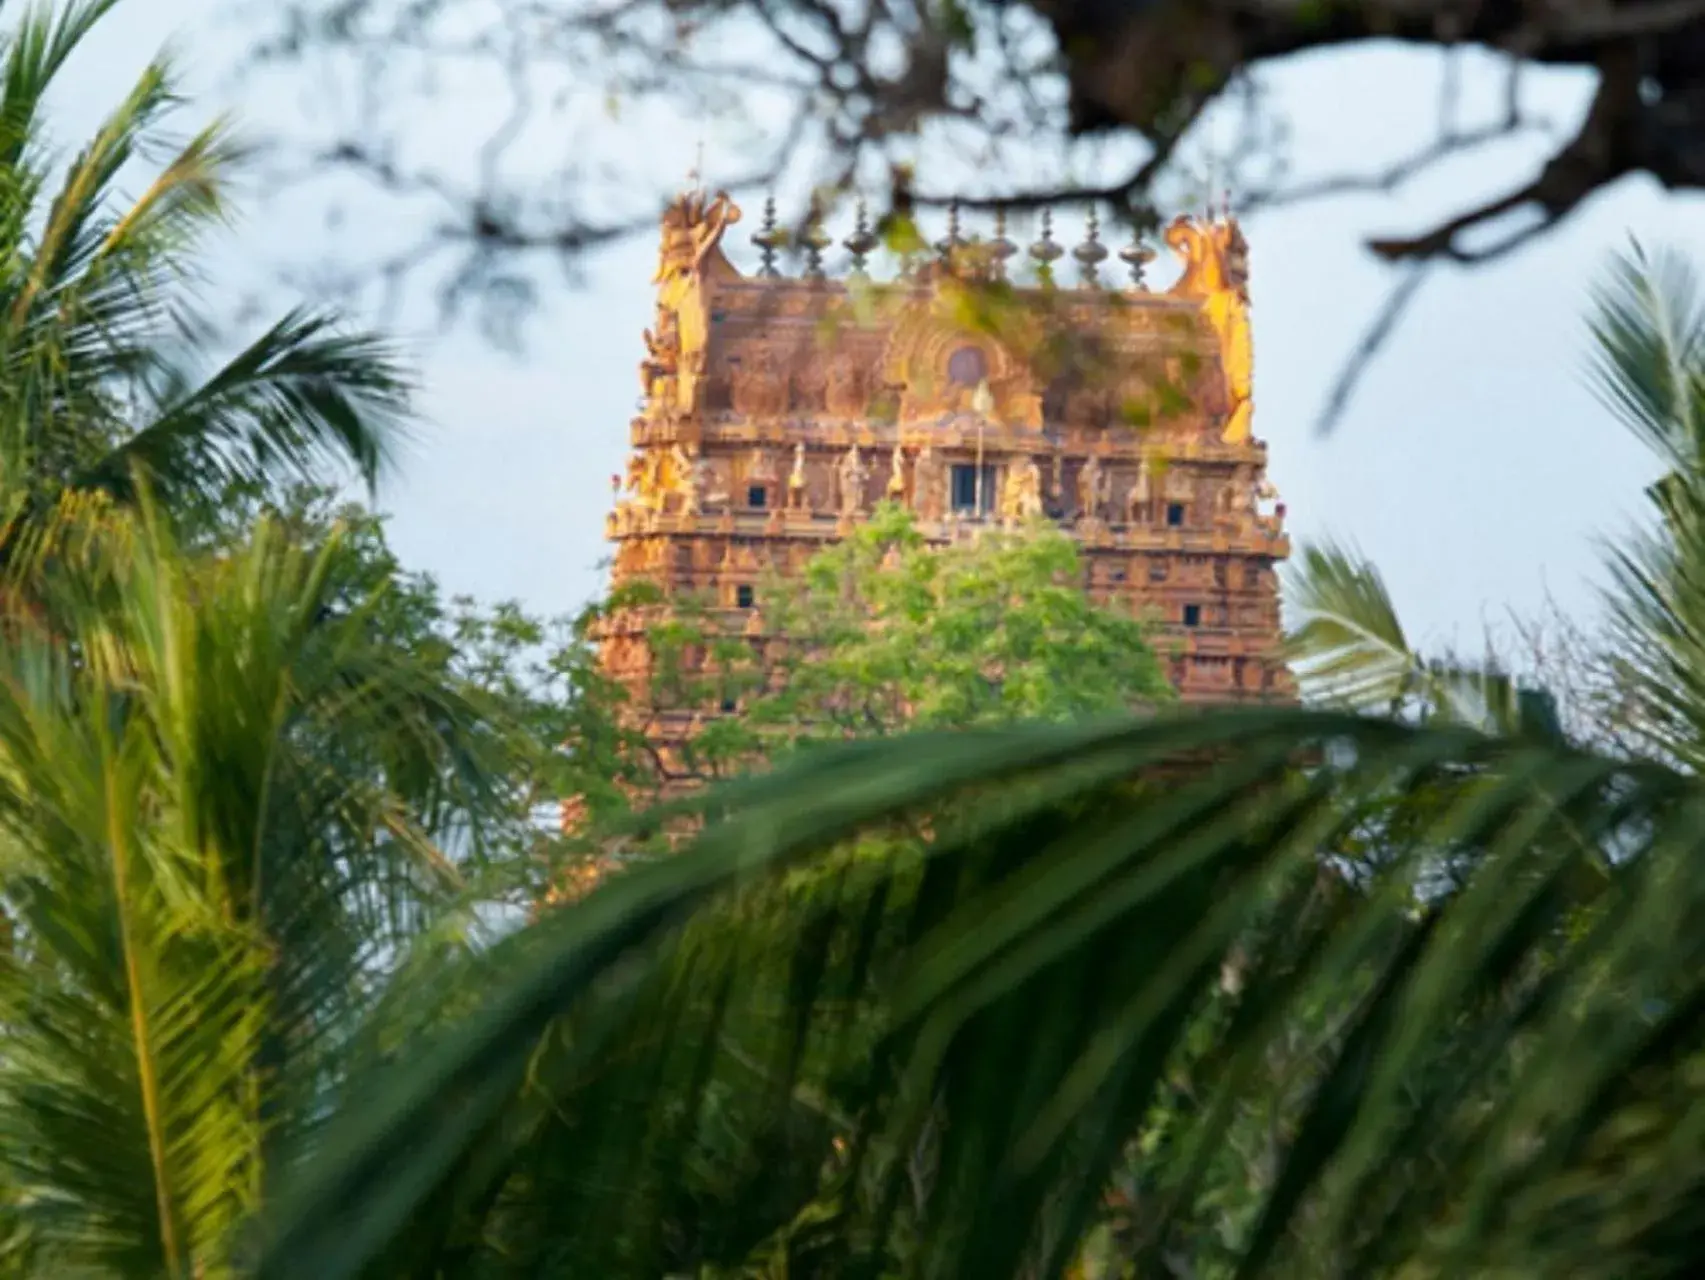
[880,302,1044,429]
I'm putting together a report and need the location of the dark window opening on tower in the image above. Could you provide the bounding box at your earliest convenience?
[736,584,755,608]
[950,464,998,514]
[747,485,767,508]
[1166,502,1185,527]
[1183,604,1201,628]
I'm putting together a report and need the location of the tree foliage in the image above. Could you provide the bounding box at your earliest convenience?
[578,505,1172,805]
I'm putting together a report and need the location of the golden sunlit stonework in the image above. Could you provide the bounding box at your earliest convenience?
[598,189,1292,786]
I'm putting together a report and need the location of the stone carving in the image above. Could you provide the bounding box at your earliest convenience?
[1255,474,1284,536]
[748,447,779,486]
[837,444,868,517]
[640,313,680,404]
[1218,463,1254,530]
[632,449,670,513]
[1163,463,1194,504]
[1077,454,1106,521]
[1001,454,1044,524]
[732,349,789,419]
[913,445,944,520]
[881,298,1044,429]
[650,189,740,415]
[667,442,726,514]
[788,442,810,510]
[1125,456,1153,525]
[826,358,867,418]
[1165,213,1253,444]
[886,444,907,501]
[1064,385,1109,429]
[667,443,701,514]
[790,360,827,413]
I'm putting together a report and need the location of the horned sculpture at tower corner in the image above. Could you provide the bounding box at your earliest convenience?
[646,189,741,417]
[1165,212,1252,445]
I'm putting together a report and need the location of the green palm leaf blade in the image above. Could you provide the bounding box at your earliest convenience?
[1285,541,1417,714]
[247,703,1705,1280]
[0,0,411,583]
[76,310,412,512]
[1586,239,1705,482]
[1287,541,1526,732]
[0,486,532,1275]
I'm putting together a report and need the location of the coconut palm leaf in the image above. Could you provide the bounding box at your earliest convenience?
[0,490,533,1273]
[70,310,410,512]
[1604,457,1705,773]
[1585,239,1705,486]
[249,701,1705,1280]
[1284,540,1416,713]
[0,0,408,576]
[1286,541,1520,732]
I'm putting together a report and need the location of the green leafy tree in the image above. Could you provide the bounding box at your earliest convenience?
[631,504,1173,784]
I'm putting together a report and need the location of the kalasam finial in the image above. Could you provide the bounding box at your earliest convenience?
[843,198,878,278]
[802,196,831,280]
[752,195,784,277]
[1119,219,1155,290]
[990,205,1017,280]
[1029,208,1063,284]
[1073,205,1108,287]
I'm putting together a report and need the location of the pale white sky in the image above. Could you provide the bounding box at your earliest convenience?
[60,1,1694,658]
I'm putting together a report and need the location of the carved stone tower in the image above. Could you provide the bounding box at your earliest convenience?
[597,190,1292,786]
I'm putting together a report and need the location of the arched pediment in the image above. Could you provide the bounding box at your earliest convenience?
[879,293,1043,429]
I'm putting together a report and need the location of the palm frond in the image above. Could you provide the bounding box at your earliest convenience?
[1287,541,1526,733]
[8,53,183,334]
[1284,540,1416,712]
[0,1,403,546]
[73,311,412,510]
[1585,239,1705,481]
[251,706,1705,1280]
[0,490,532,1271]
[0,1,122,168]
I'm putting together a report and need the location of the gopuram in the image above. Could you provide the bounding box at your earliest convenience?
[596,188,1293,788]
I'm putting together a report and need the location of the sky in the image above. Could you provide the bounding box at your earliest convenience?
[56,0,1700,660]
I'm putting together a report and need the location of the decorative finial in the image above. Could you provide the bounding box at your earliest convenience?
[1073,205,1108,287]
[802,196,831,281]
[1118,220,1156,290]
[935,199,962,262]
[752,195,784,277]
[990,205,1017,280]
[1029,208,1062,285]
[843,198,877,278]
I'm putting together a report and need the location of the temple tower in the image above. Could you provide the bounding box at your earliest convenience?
[597,190,1292,785]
